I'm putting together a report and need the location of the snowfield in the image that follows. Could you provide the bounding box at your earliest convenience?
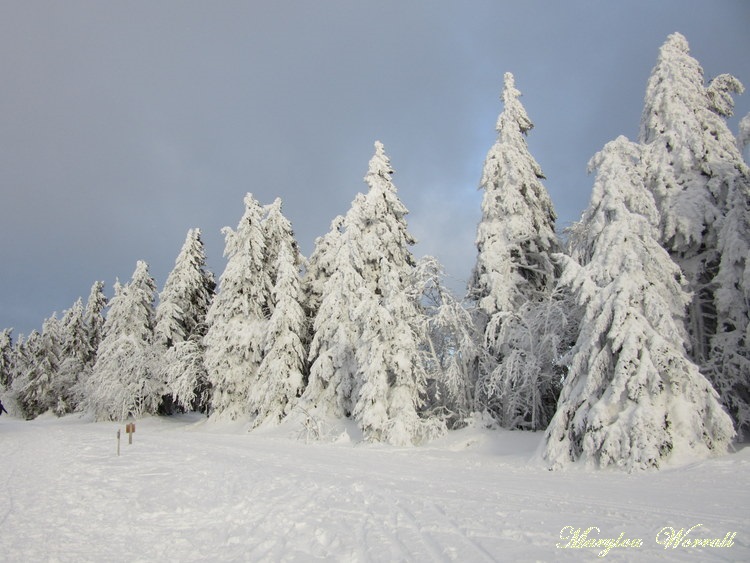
[1,414,748,562]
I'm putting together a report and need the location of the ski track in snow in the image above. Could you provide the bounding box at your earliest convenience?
[0,415,748,562]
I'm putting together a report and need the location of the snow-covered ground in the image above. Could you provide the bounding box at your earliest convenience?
[1,413,747,562]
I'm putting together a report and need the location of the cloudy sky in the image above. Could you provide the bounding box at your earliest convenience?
[1,1,749,336]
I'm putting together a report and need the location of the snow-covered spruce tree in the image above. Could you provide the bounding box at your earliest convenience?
[0,328,13,391]
[738,112,750,161]
[155,229,215,348]
[254,239,307,426]
[262,199,299,294]
[412,256,480,428]
[156,228,215,413]
[11,331,44,418]
[543,137,734,471]
[69,281,107,410]
[204,193,271,419]
[55,299,89,414]
[250,197,308,423]
[302,215,345,322]
[11,314,63,419]
[709,158,750,437]
[85,261,161,421]
[302,210,365,419]
[467,72,561,428]
[639,32,746,366]
[303,142,431,444]
[83,281,107,367]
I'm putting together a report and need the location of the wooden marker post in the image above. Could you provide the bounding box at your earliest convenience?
[126,423,135,444]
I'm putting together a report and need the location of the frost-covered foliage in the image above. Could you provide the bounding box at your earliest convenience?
[639,32,746,364]
[303,215,344,321]
[481,289,575,431]
[163,337,210,413]
[0,328,13,390]
[412,257,480,428]
[83,281,107,366]
[303,213,364,418]
[155,228,215,413]
[204,194,271,420]
[84,261,162,421]
[11,331,45,418]
[303,142,432,445]
[739,113,750,160]
[469,73,558,322]
[262,199,297,298]
[12,318,56,418]
[54,299,89,414]
[254,214,307,426]
[543,137,734,471]
[155,229,215,349]
[10,308,87,419]
[468,72,561,428]
[708,160,750,437]
[639,32,750,437]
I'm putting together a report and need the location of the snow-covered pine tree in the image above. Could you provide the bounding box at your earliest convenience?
[85,261,161,421]
[467,72,561,428]
[639,32,746,365]
[303,142,430,444]
[11,331,44,418]
[262,199,298,293]
[156,228,215,413]
[155,229,215,348]
[302,210,365,418]
[204,193,271,419]
[55,299,89,414]
[640,33,750,436]
[83,281,107,367]
[739,112,750,161]
[0,328,12,391]
[302,215,345,322]
[69,281,107,410]
[250,198,307,423]
[11,313,63,419]
[350,142,428,444]
[709,155,750,437]
[254,239,307,426]
[543,137,734,471]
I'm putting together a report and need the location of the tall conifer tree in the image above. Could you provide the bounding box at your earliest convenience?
[303,142,428,444]
[639,32,745,363]
[204,194,271,419]
[156,229,215,413]
[543,137,734,471]
[468,73,561,427]
[85,261,161,421]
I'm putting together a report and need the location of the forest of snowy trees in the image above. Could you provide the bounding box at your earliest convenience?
[1,33,748,471]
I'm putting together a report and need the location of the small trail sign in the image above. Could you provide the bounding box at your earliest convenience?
[126,423,136,444]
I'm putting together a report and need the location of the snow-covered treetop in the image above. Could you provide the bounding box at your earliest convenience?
[497,72,534,141]
[640,32,704,144]
[366,141,394,186]
[212,192,270,320]
[469,72,558,314]
[707,74,745,118]
[739,113,750,158]
[639,32,746,254]
[353,141,416,273]
[101,261,156,345]
[570,136,659,268]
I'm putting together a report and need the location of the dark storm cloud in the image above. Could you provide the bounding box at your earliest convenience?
[1,1,749,335]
